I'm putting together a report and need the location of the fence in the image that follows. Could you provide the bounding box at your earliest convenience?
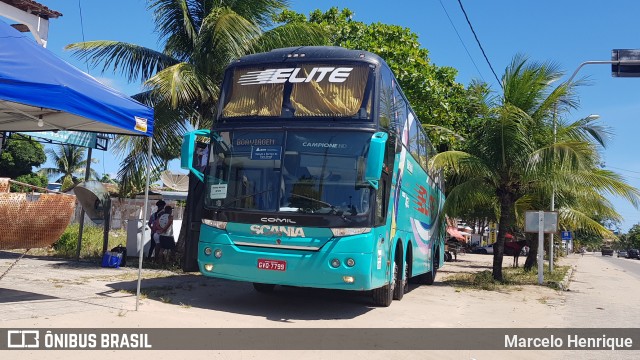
[70,197,185,230]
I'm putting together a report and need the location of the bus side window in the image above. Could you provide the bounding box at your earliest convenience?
[375,177,387,226]
[419,130,428,169]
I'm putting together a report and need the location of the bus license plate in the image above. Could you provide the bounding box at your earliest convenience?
[257,259,286,271]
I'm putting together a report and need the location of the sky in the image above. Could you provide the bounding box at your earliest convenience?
[5,0,640,232]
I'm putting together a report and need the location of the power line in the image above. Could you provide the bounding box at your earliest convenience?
[456,0,500,85]
[605,165,640,175]
[438,0,486,83]
[78,0,90,73]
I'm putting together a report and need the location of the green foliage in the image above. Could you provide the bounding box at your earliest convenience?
[432,55,640,280]
[66,0,327,194]
[0,135,46,179]
[624,223,640,249]
[11,173,48,192]
[39,145,97,187]
[52,223,126,258]
[274,7,486,149]
[444,266,570,290]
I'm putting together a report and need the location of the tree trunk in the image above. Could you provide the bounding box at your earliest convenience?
[175,171,206,271]
[493,191,515,281]
[524,233,537,272]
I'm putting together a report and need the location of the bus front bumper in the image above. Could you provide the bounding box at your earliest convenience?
[197,232,379,291]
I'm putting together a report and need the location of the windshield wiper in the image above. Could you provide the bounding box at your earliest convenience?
[288,193,345,215]
[220,188,274,208]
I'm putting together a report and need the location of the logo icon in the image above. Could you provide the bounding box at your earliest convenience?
[7,330,39,348]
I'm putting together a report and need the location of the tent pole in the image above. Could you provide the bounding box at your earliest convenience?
[76,147,93,261]
[136,137,153,311]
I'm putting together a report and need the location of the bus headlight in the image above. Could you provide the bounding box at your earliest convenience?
[214,249,223,259]
[204,247,212,256]
[330,259,341,268]
[202,219,227,230]
[204,264,214,272]
[343,276,355,284]
[345,258,355,267]
[330,228,371,237]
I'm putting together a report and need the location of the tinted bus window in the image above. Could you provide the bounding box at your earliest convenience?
[222,64,373,119]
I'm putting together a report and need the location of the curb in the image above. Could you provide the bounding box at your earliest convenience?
[558,264,576,291]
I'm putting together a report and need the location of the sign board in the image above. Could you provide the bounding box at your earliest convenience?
[19,130,98,148]
[612,49,640,77]
[561,231,572,241]
[250,145,282,160]
[488,222,496,243]
[524,211,558,233]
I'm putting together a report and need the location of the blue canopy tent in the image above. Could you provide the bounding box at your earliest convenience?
[0,19,153,310]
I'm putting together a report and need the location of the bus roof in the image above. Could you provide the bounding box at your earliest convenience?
[229,46,387,68]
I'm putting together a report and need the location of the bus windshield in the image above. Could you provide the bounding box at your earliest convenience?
[205,130,373,219]
[221,63,373,120]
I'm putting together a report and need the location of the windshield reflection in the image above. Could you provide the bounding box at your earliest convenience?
[204,131,372,218]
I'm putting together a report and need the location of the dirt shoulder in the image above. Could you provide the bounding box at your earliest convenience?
[0,251,568,328]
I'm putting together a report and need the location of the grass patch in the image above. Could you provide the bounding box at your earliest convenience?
[51,224,127,258]
[119,285,176,300]
[443,265,570,291]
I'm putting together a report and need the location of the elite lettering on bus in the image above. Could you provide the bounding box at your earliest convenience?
[238,67,353,85]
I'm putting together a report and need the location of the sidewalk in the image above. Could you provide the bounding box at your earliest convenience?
[1,250,637,360]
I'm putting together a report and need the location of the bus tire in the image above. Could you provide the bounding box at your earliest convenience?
[252,283,276,293]
[393,258,405,301]
[416,247,439,285]
[372,255,399,306]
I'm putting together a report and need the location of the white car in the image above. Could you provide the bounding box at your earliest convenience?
[474,243,494,254]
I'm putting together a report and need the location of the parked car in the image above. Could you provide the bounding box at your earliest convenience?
[617,250,628,258]
[628,249,640,259]
[473,243,494,254]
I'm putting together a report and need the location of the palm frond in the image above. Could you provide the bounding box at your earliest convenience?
[254,22,328,51]
[198,7,262,61]
[149,0,198,49]
[144,62,219,109]
[65,41,178,82]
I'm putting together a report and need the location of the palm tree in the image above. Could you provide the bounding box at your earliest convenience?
[66,0,326,255]
[431,55,640,281]
[39,145,97,190]
[67,0,326,188]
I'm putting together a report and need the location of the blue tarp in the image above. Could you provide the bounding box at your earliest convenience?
[0,19,154,136]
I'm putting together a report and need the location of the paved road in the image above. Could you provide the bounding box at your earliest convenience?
[560,253,640,360]
[600,253,640,278]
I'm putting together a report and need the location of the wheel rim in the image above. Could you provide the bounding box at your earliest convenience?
[403,262,409,292]
[391,262,398,293]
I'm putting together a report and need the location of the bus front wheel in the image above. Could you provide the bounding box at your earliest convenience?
[372,268,397,307]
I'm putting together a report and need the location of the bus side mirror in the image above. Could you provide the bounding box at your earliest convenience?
[181,129,211,182]
[364,132,388,189]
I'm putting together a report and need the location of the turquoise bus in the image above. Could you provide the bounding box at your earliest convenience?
[181,46,445,306]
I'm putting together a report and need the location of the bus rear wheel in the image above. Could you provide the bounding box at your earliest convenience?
[252,283,276,293]
[416,247,439,285]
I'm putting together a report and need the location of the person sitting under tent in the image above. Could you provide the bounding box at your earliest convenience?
[153,206,175,263]
[147,200,166,260]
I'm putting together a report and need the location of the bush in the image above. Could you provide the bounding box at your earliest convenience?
[52,223,126,258]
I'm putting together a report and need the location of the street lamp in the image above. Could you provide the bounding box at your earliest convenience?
[550,110,600,272]
[547,50,640,272]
